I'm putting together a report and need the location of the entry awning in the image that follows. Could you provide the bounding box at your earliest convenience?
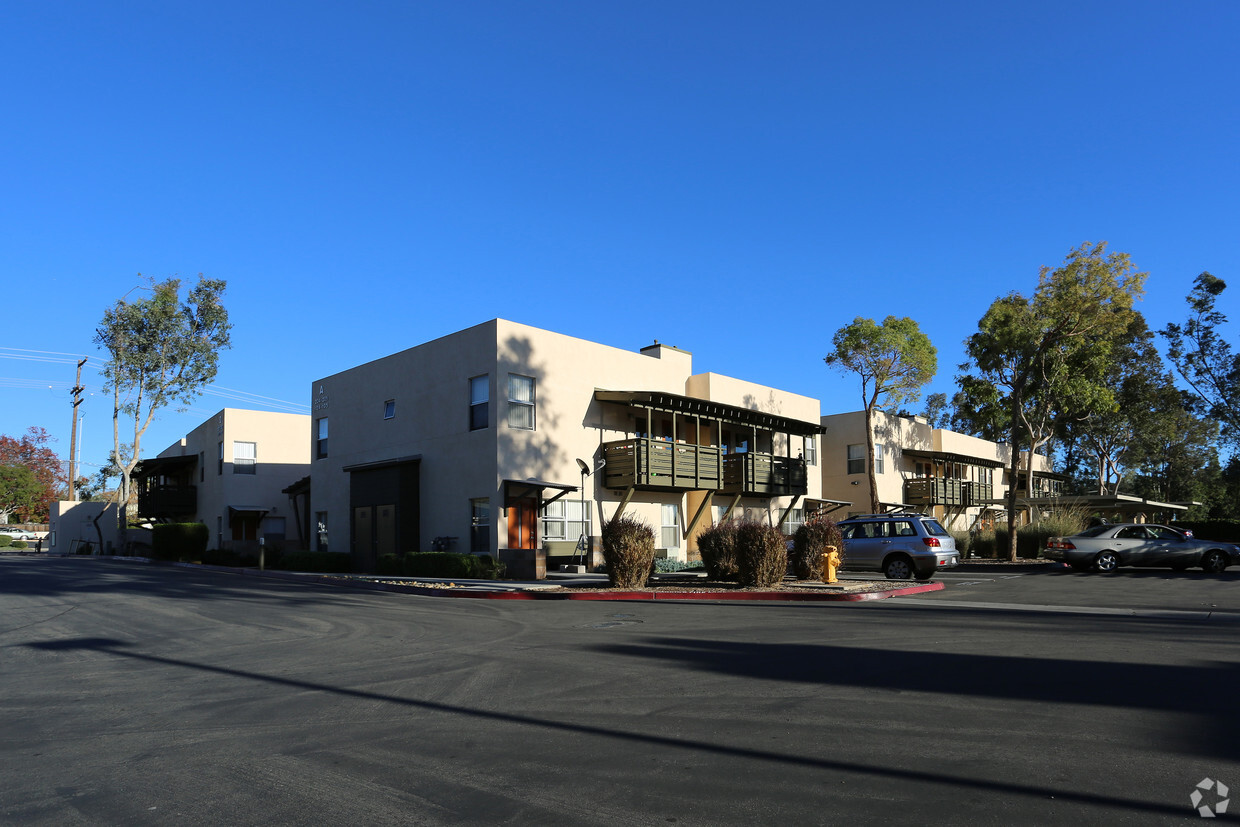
[228,505,269,517]
[504,478,578,508]
[342,454,422,473]
[594,390,825,436]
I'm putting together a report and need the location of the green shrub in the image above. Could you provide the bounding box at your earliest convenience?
[151,523,209,561]
[736,520,788,588]
[697,521,739,581]
[792,515,844,580]
[377,553,402,575]
[653,557,703,573]
[401,552,485,578]
[278,551,353,573]
[476,554,506,580]
[11,540,27,550]
[0,535,11,548]
[201,547,258,567]
[601,514,656,588]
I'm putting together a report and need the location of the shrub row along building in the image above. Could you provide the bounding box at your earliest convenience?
[67,319,1071,570]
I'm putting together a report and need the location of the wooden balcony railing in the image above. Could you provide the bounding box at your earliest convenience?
[602,439,723,491]
[905,479,994,507]
[721,453,807,497]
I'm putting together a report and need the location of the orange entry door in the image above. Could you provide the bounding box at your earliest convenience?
[506,501,537,550]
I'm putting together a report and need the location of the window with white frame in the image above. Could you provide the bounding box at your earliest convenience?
[541,500,591,543]
[507,374,535,430]
[661,504,680,550]
[875,444,885,474]
[803,435,817,466]
[847,444,865,475]
[469,375,488,431]
[232,441,256,475]
[782,507,805,535]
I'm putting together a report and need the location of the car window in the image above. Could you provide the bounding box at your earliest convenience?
[892,521,915,536]
[1149,526,1183,540]
[1116,526,1149,540]
[840,524,857,540]
[922,520,949,537]
[1076,525,1114,537]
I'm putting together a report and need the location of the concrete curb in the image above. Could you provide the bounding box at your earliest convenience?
[68,555,946,602]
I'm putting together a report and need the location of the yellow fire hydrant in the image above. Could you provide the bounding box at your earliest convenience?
[822,545,841,584]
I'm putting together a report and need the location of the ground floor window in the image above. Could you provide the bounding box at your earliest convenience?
[316,511,329,552]
[470,498,490,552]
[541,499,590,543]
[782,507,804,535]
[661,504,680,550]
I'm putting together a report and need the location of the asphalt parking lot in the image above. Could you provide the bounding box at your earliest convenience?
[3,556,1237,825]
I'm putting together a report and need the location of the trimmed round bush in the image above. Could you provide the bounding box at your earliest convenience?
[736,520,788,588]
[602,514,656,588]
[792,514,845,580]
[697,521,739,581]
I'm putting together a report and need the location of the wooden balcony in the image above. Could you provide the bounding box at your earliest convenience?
[905,479,993,507]
[137,485,198,518]
[602,439,722,491]
[721,453,807,497]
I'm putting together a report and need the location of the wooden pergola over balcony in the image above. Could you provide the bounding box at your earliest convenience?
[134,454,199,519]
[902,448,1002,508]
[595,389,822,497]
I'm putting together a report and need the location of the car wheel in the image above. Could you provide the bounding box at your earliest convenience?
[884,556,914,580]
[1201,551,1229,574]
[1093,551,1121,573]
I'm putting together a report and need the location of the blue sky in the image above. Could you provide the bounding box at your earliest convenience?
[2,1,1238,479]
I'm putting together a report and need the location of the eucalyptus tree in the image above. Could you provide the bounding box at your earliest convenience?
[825,316,937,513]
[94,275,232,540]
[957,242,1146,560]
[1162,272,1240,446]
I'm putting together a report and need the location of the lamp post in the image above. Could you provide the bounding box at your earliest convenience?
[575,458,591,568]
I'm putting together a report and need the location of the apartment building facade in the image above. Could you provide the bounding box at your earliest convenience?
[133,408,311,553]
[820,409,1057,531]
[307,319,824,572]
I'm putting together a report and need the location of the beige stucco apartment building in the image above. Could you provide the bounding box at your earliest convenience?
[819,409,1057,531]
[133,408,311,553]
[308,319,824,572]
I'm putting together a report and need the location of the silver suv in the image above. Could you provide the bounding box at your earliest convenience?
[837,514,959,581]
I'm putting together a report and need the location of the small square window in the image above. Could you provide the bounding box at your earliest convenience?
[383,399,396,420]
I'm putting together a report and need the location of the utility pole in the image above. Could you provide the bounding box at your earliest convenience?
[68,358,86,501]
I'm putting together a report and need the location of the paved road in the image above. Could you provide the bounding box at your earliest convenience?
[2,556,1237,824]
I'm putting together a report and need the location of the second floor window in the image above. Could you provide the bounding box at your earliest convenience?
[847,444,865,475]
[803,435,817,466]
[470,375,488,431]
[874,444,885,474]
[233,441,256,475]
[384,399,396,420]
[507,374,535,430]
[316,417,329,459]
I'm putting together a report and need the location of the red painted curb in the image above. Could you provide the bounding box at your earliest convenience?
[340,579,945,602]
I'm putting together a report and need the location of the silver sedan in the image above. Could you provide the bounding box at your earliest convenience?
[1044,523,1240,573]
